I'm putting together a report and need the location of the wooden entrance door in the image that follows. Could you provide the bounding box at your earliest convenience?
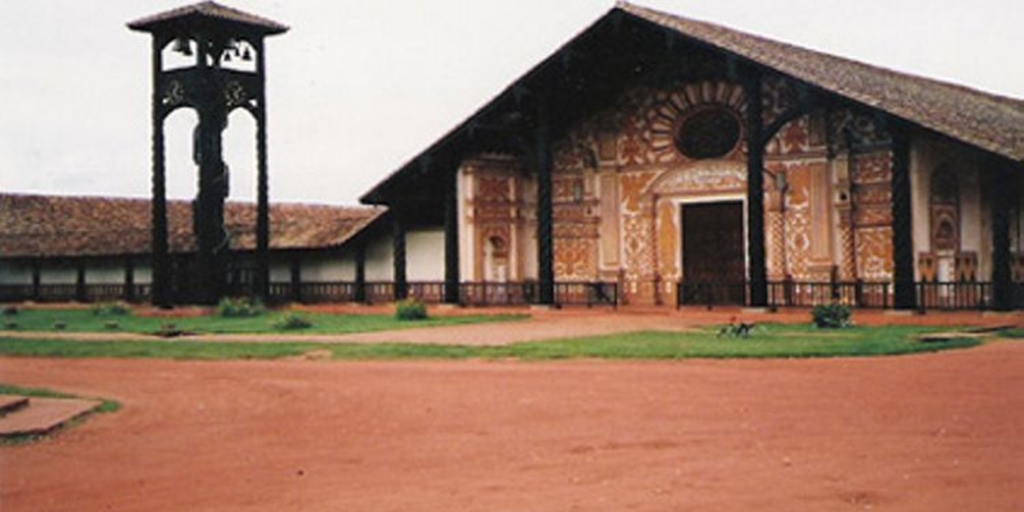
[682,202,746,304]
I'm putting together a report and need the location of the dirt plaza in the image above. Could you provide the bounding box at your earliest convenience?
[1,313,1022,511]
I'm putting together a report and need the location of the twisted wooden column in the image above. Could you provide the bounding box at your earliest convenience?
[150,37,171,309]
[392,210,408,301]
[444,168,461,304]
[890,126,916,310]
[744,72,767,307]
[534,122,555,305]
[990,162,1013,311]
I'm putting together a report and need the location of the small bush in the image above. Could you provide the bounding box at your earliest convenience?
[274,313,313,330]
[395,298,428,321]
[53,321,67,331]
[92,302,131,316]
[2,306,18,316]
[104,321,120,330]
[3,321,17,330]
[812,303,853,329]
[218,297,265,318]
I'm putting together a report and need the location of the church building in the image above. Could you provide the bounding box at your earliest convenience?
[360,2,1024,310]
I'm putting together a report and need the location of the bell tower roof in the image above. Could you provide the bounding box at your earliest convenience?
[127,1,288,36]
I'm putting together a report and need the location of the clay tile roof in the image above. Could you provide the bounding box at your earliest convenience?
[0,194,383,259]
[128,1,288,35]
[618,2,1024,162]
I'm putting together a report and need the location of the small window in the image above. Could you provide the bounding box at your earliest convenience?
[675,107,741,160]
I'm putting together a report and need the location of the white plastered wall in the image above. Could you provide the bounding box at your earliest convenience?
[406,228,445,281]
[0,261,33,285]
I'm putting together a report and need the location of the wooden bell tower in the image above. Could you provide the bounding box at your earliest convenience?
[129,2,287,306]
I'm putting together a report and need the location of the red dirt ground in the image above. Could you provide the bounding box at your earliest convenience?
[2,343,1023,511]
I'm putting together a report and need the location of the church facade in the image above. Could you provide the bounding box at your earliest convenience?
[361,3,1024,310]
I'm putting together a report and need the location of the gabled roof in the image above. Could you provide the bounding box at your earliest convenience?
[0,194,383,259]
[361,2,1024,204]
[619,2,1024,163]
[128,1,288,35]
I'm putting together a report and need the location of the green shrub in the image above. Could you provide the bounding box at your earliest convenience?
[274,313,313,330]
[2,306,18,316]
[53,321,67,330]
[812,303,853,329]
[3,321,17,330]
[217,297,265,318]
[395,298,428,321]
[104,321,120,330]
[92,302,131,316]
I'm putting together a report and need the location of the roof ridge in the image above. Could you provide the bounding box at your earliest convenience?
[620,2,1024,107]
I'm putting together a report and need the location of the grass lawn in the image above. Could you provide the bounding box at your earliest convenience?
[0,308,524,336]
[0,324,980,361]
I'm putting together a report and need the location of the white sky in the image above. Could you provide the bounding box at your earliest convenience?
[1,0,1022,205]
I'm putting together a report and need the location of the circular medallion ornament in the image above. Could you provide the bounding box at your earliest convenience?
[224,81,247,107]
[675,107,741,160]
[163,80,185,106]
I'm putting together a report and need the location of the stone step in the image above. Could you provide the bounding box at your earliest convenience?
[0,395,30,416]
[0,397,103,437]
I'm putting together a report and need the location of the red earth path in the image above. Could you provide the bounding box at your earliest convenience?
[2,341,1023,511]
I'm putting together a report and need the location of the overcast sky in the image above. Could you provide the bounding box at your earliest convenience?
[1,0,1022,206]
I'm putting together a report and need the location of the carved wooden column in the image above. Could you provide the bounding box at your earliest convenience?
[743,71,767,307]
[990,162,1013,311]
[890,127,916,310]
[255,38,271,302]
[75,261,87,303]
[392,210,408,301]
[444,167,461,304]
[124,257,136,303]
[534,121,556,306]
[290,256,302,303]
[31,259,41,302]
[354,243,367,303]
[150,36,171,309]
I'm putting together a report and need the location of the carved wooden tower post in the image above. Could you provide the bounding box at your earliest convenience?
[129,2,287,306]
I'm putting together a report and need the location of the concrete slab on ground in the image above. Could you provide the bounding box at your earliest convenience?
[0,396,102,437]
[0,395,29,415]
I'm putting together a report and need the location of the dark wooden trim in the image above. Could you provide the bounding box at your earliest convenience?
[991,162,1014,311]
[443,168,461,304]
[392,212,408,301]
[743,70,767,307]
